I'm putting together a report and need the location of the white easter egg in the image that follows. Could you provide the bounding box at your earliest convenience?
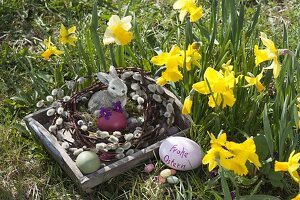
[159,136,203,171]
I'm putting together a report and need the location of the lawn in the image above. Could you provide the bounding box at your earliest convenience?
[0,0,300,199]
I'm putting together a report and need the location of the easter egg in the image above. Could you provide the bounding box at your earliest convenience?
[97,111,127,131]
[75,151,101,174]
[159,136,203,171]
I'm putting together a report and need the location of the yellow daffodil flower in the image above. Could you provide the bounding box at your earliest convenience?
[203,132,260,176]
[254,32,281,78]
[160,68,183,83]
[156,76,167,86]
[275,150,300,184]
[291,194,300,200]
[208,90,236,108]
[59,24,78,46]
[182,96,193,115]
[244,70,265,92]
[221,59,233,77]
[41,37,64,60]
[192,67,236,108]
[226,138,262,169]
[180,42,201,71]
[173,0,203,22]
[103,15,133,46]
[151,45,183,85]
[151,45,181,69]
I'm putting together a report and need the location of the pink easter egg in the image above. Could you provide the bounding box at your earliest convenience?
[97,111,127,131]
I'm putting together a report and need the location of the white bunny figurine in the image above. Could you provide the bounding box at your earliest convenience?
[88,66,128,114]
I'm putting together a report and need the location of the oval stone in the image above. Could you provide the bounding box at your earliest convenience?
[167,176,179,184]
[159,136,203,171]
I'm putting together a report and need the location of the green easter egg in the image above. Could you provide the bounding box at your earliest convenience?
[167,176,179,184]
[75,151,101,174]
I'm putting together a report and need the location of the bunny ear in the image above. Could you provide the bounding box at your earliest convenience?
[98,72,112,85]
[109,65,118,78]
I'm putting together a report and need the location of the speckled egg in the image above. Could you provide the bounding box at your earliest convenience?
[159,136,203,171]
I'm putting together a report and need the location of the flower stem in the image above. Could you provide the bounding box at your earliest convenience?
[219,167,232,200]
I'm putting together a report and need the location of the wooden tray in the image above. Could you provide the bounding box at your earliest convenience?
[23,87,192,192]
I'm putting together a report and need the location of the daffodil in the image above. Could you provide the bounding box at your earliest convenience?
[151,45,181,69]
[202,132,261,176]
[275,150,300,184]
[41,37,64,60]
[182,96,193,115]
[151,45,183,85]
[103,15,133,46]
[59,24,78,46]
[180,42,201,71]
[192,67,236,108]
[226,138,262,169]
[254,32,281,78]
[207,90,236,108]
[161,68,183,83]
[173,0,203,22]
[244,70,265,92]
[291,194,300,200]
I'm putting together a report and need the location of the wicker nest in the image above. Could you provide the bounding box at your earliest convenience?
[47,68,184,162]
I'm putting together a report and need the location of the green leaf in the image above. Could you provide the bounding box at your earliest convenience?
[253,134,270,161]
[240,195,281,200]
[263,104,274,157]
[90,2,107,71]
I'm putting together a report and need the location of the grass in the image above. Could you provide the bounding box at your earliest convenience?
[0,0,299,199]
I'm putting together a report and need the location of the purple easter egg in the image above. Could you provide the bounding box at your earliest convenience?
[97,111,127,131]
